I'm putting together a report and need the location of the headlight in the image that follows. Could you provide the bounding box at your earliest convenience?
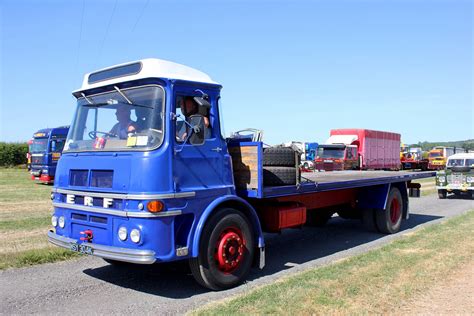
[467,176,473,183]
[42,169,48,174]
[58,216,65,228]
[118,227,127,241]
[130,229,141,243]
[51,215,58,227]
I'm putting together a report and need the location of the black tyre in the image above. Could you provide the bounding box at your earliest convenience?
[361,208,378,232]
[189,208,255,290]
[438,189,447,199]
[375,187,404,234]
[263,166,297,186]
[263,147,296,166]
[306,209,333,226]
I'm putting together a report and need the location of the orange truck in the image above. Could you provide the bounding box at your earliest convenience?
[428,147,455,170]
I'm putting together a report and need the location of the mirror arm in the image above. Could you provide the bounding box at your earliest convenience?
[174,120,194,154]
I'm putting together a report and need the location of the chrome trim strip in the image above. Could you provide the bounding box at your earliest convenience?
[52,188,195,200]
[52,202,182,218]
[48,231,156,264]
[126,210,183,218]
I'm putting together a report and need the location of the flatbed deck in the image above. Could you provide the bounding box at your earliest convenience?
[259,170,436,199]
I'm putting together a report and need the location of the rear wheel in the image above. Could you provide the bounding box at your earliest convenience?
[189,208,255,290]
[375,187,404,234]
[438,189,447,199]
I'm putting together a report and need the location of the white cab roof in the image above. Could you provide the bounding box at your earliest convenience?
[75,58,218,93]
[326,135,358,145]
[447,153,474,160]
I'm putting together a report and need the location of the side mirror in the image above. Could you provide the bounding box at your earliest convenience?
[51,141,56,152]
[188,115,205,145]
[193,97,211,116]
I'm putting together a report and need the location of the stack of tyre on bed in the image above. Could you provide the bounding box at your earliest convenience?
[262,147,299,186]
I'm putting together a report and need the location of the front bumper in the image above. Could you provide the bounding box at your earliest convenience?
[48,231,156,264]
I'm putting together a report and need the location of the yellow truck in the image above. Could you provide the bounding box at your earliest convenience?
[428,146,455,170]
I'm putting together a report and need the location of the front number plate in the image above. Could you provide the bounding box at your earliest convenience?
[70,243,93,255]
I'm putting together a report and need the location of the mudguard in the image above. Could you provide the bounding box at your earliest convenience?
[191,195,265,257]
[357,182,409,219]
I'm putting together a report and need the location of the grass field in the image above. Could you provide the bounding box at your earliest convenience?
[195,210,474,315]
[0,168,77,269]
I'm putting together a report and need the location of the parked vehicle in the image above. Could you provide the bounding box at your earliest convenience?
[48,59,434,290]
[315,144,358,171]
[315,129,400,171]
[428,146,455,170]
[30,126,69,184]
[436,153,474,199]
[401,147,429,170]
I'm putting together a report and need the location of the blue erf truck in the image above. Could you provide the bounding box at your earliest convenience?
[29,126,69,184]
[48,59,434,290]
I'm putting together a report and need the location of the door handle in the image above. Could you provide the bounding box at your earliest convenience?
[211,147,222,152]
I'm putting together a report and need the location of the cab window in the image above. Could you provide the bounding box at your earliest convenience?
[175,95,212,143]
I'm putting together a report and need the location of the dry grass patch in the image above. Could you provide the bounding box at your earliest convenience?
[0,227,52,254]
[194,210,474,315]
[0,168,79,269]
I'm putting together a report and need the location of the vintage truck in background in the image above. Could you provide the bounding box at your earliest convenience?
[400,147,429,170]
[48,59,434,290]
[436,153,474,199]
[29,126,69,184]
[315,129,401,171]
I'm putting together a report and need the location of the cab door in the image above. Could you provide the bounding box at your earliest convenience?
[172,85,230,194]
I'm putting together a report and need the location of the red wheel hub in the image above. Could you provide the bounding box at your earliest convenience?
[215,227,245,273]
[390,198,401,224]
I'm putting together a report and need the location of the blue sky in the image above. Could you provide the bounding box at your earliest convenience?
[1,0,472,145]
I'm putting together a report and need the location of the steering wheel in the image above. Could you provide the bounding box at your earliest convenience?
[88,131,117,139]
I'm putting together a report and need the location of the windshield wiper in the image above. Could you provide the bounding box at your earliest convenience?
[82,99,153,109]
[113,86,153,109]
[80,86,153,109]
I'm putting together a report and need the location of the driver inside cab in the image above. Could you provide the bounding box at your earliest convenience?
[109,105,137,139]
[177,97,210,141]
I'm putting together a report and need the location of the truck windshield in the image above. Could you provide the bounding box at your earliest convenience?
[64,85,164,152]
[429,152,441,158]
[31,139,48,153]
[318,148,345,159]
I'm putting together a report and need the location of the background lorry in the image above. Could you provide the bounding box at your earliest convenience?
[47,59,434,290]
[29,126,69,184]
[401,147,429,170]
[428,146,454,170]
[315,129,401,171]
[436,153,474,199]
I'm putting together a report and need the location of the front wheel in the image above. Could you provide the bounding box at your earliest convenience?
[189,208,255,290]
[375,187,404,234]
